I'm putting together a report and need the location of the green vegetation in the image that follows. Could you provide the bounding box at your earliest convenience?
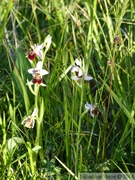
[0,0,135,179]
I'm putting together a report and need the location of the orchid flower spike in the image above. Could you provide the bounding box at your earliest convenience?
[21,108,38,128]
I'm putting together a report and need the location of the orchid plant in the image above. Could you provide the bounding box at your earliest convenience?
[23,35,52,169]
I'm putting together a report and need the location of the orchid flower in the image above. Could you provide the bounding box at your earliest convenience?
[71,59,93,81]
[27,35,52,61]
[21,108,38,128]
[28,61,49,86]
[71,74,93,81]
[71,59,83,80]
[28,61,48,76]
[85,102,97,118]
[32,43,44,59]
[28,43,44,61]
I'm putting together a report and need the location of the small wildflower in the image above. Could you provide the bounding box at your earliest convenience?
[71,59,93,81]
[21,108,38,128]
[85,102,98,118]
[27,35,52,61]
[107,60,112,65]
[28,61,49,76]
[32,43,44,58]
[28,61,49,86]
[71,59,83,78]
[27,43,45,61]
[113,36,120,44]
[71,65,83,77]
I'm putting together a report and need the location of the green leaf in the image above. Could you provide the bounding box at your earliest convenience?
[7,137,23,152]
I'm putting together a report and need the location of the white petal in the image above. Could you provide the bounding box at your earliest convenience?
[90,111,94,118]
[75,59,81,67]
[36,61,43,70]
[28,68,36,74]
[38,43,45,49]
[30,44,43,58]
[36,50,43,59]
[71,76,81,81]
[33,43,44,50]
[85,102,92,110]
[40,83,46,87]
[21,117,27,125]
[32,108,38,117]
[71,66,79,72]
[84,75,93,81]
[40,69,49,76]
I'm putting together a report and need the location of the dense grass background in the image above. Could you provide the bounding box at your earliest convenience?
[0,0,135,179]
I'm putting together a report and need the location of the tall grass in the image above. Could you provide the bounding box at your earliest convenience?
[0,0,135,179]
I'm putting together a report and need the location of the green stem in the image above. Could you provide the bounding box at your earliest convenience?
[33,85,44,164]
[102,44,117,162]
[1,112,7,166]
[33,84,40,165]
[27,142,36,179]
